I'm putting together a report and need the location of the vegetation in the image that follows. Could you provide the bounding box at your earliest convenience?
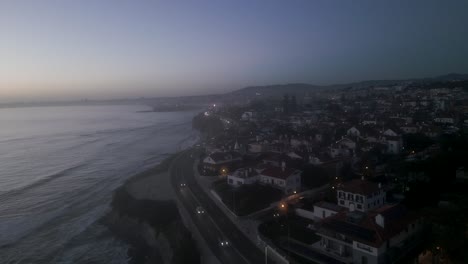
[192,113,224,138]
[259,215,320,244]
[301,165,330,189]
[213,182,283,216]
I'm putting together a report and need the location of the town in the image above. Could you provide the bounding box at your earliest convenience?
[189,80,468,264]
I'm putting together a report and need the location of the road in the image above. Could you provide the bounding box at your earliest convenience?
[170,149,274,264]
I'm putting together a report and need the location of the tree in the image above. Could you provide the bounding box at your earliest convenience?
[301,165,329,188]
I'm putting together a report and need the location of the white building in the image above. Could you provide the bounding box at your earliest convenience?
[259,164,301,194]
[241,111,257,121]
[313,201,346,220]
[337,179,386,212]
[316,204,423,264]
[227,167,259,187]
[202,151,242,174]
[434,117,454,124]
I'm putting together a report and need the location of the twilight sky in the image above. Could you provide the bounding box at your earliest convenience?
[1,0,468,101]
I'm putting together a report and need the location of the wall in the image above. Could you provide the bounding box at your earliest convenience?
[313,206,338,220]
[295,208,315,221]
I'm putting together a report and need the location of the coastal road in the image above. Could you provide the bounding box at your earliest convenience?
[170,149,275,264]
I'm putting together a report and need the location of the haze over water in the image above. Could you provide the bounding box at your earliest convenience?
[0,105,198,263]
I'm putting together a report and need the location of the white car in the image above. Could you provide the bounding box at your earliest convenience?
[196,206,205,214]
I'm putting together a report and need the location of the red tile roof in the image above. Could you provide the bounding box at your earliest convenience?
[207,151,241,163]
[338,179,381,196]
[318,204,420,247]
[260,166,299,180]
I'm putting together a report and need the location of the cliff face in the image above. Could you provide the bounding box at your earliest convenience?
[102,170,200,264]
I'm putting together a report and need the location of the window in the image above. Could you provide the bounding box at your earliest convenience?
[339,200,345,205]
[228,179,233,184]
[322,211,326,218]
[412,223,415,229]
[357,204,362,209]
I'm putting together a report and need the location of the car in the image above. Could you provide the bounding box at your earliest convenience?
[219,238,229,247]
[180,183,187,187]
[196,206,205,214]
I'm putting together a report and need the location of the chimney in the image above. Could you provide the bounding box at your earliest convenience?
[375,214,385,228]
[281,161,286,172]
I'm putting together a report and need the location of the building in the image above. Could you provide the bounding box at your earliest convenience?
[347,126,361,137]
[316,204,423,264]
[337,179,386,212]
[259,163,301,194]
[227,167,259,187]
[202,151,242,174]
[384,136,402,155]
[313,201,347,220]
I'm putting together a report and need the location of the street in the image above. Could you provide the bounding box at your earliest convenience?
[170,149,273,264]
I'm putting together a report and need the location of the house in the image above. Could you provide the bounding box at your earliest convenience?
[329,138,356,158]
[202,151,242,174]
[248,142,265,153]
[337,179,386,212]
[434,117,454,124]
[241,111,257,121]
[227,167,259,187]
[338,138,357,150]
[316,204,423,264]
[362,120,377,126]
[313,201,347,220]
[384,136,402,155]
[382,129,398,137]
[347,126,361,137]
[259,163,301,194]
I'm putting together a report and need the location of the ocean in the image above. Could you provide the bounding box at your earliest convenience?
[0,104,198,263]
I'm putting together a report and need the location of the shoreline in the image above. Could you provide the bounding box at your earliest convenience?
[101,148,202,264]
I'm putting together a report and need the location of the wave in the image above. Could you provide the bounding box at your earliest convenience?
[0,164,85,201]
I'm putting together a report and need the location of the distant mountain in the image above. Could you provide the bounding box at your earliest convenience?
[231,83,320,97]
[228,73,468,98]
[430,73,468,81]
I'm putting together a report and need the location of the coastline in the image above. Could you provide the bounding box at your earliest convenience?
[99,109,204,264]
[101,151,201,264]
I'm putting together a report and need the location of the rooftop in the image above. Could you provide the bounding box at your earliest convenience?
[338,179,381,196]
[318,204,420,247]
[260,166,299,180]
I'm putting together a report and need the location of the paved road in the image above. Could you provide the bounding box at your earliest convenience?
[170,149,274,264]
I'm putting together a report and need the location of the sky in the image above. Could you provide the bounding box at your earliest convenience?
[1,0,468,101]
